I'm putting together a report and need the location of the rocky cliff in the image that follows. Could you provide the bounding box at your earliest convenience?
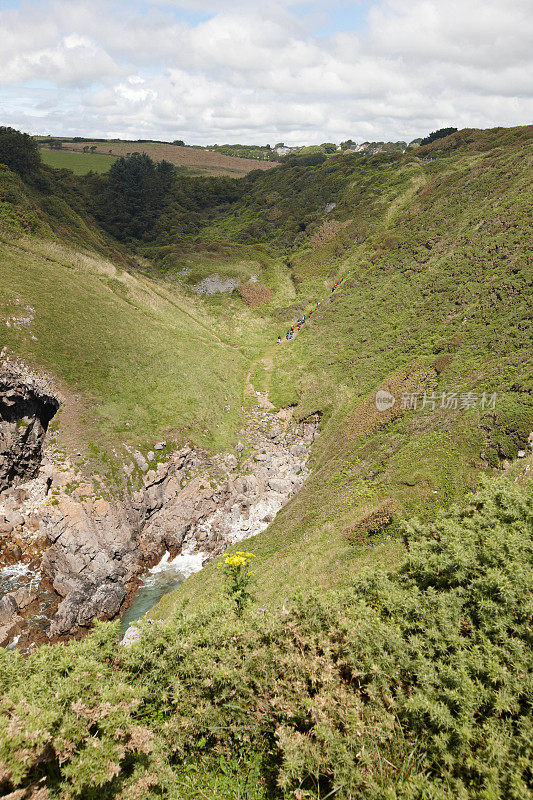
[0,382,319,646]
[0,360,58,492]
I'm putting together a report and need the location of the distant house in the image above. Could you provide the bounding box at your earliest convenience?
[275,146,292,156]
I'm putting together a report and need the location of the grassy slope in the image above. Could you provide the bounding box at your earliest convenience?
[40,149,118,175]
[0,240,254,447]
[156,126,533,615]
[0,166,284,487]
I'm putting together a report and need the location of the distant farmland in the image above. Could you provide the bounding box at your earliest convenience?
[38,139,278,177]
[41,149,118,175]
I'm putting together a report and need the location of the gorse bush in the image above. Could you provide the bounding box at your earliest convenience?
[0,473,531,799]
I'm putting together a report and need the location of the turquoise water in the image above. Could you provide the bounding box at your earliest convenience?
[119,551,204,636]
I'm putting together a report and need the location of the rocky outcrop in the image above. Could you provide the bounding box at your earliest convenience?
[38,407,319,639]
[0,350,320,645]
[40,496,138,636]
[0,364,58,492]
[0,355,317,645]
[191,274,241,295]
[0,587,37,646]
[0,593,24,647]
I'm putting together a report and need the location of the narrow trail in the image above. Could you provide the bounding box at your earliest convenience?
[245,273,350,420]
[277,275,346,345]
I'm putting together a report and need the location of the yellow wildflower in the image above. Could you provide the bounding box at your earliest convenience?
[224,555,247,567]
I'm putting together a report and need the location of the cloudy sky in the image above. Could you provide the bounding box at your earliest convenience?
[0,0,531,145]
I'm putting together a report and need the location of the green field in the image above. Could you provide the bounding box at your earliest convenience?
[40,148,118,174]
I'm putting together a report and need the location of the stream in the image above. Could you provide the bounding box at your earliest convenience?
[118,550,205,636]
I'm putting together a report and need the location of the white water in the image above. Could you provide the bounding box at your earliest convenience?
[119,550,205,635]
[0,561,41,596]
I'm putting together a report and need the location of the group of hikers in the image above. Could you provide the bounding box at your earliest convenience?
[277,276,344,343]
[279,310,313,342]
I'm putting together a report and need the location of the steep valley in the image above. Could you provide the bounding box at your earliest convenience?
[0,124,531,799]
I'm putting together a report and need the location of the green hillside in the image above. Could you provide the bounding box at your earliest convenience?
[155,125,533,609]
[0,238,269,466]
[0,157,282,482]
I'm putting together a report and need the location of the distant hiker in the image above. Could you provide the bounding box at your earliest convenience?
[277,336,281,344]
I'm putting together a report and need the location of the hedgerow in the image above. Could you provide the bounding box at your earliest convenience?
[0,473,531,799]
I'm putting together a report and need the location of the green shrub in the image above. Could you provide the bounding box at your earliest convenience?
[0,473,531,799]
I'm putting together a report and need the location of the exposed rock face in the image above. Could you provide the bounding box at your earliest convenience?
[39,408,320,639]
[191,274,241,295]
[0,593,23,646]
[0,588,37,647]
[0,368,58,492]
[40,495,138,636]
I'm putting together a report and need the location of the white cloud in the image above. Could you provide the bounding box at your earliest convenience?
[0,0,531,144]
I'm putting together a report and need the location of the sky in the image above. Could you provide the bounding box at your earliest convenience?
[0,0,531,145]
